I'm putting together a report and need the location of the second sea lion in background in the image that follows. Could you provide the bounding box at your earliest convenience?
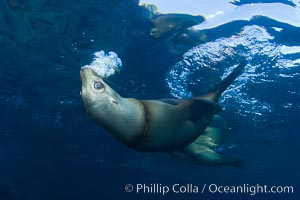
[150,13,205,40]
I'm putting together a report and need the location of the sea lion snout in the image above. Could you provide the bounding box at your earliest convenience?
[80,67,102,82]
[80,67,104,91]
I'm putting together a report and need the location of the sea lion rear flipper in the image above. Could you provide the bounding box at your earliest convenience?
[177,99,222,122]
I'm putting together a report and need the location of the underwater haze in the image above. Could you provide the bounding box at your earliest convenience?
[0,0,299,199]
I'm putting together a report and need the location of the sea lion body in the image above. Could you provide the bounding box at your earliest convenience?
[132,99,221,151]
[80,60,247,167]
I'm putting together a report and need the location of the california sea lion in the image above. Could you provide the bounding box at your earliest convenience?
[150,13,205,40]
[80,59,247,167]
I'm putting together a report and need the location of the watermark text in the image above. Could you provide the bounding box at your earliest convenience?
[124,183,294,196]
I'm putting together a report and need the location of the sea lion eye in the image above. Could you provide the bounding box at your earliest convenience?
[94,82,104,90]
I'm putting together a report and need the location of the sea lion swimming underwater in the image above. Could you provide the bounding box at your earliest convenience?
[150,13,205,40]
[140,3,205,40]
[80,59,247,168]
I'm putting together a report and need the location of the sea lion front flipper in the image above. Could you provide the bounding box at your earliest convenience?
[184,143,223,165]
[194,127,222,147]
[177,99,222,122]
[198,59,247,101]
[183,143,243,168]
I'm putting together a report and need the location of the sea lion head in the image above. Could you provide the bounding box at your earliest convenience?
[80,67,121,117]
[80,67,145,145]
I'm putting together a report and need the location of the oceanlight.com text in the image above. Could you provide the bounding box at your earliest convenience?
[208,183,293,195]
[124,183,294,196]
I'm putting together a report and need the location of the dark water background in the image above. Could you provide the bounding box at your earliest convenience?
[0,0,299,199]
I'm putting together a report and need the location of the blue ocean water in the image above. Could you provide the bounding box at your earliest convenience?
[0,0,299,199]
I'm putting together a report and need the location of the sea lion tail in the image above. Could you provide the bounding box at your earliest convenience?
[200,59,247,102]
